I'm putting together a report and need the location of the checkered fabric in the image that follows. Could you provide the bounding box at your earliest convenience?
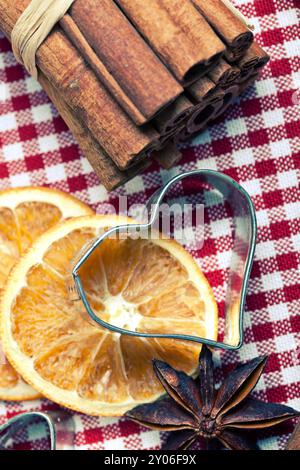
[0,0,299,451]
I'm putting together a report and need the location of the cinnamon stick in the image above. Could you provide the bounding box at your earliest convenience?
[186,96,223,133]
[213,84,239,118]
[154,96,194,139]
[61,0,182,125]
[153,142,182,169]
[39,73,149,191]
[239,42,270,72]
[208,58,240,87]
[115,0,225,84]
[0,0,159,170]
[238,73,258,94]
[188,76,220,103]
[192,0,253,60]
[237,43,270,83]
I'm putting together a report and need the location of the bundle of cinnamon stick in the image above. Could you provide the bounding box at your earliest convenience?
[0,0,270,190]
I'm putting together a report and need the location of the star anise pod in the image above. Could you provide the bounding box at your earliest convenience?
[126,346,299,450]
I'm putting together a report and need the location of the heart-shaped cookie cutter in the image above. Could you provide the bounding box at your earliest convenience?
[0,411,75,450]
[68,170,257,350]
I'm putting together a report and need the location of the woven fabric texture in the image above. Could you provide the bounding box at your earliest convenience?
[0,0,299,450]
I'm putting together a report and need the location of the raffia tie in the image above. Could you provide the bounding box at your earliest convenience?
[11,0,76,80]
[11,0,253,81]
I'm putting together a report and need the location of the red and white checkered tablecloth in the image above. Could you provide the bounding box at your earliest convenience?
[0,0,299,451]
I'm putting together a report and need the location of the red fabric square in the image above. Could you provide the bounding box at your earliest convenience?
[5,65,25,81]
[12,95,31,111]
[0,162,9,178]
[212,137,232,155]
[0,36,11,52]
[252,322,274,342]
[255,0,275,16]
[18,124,37,141]
[83,428,104,445]
[270,221,291,240]
[119,420,141,437]
[266,385,288,404]
[248,128,269,147]
[67,175,87,192]
[263,190,283,209]
[285,121,300,139]
[284,284,300,302]
[261,28,284,47]
[256,159,277,178]
[205,269,224,288]
[276,252,298,271]
[53,115,68,133]
[25,154,44,171]
[199,237,217,257]
[60,145,80,162]
[265,353,280,373]
[241,98,262,117]
[270,58,292,78]
[246,292,267,311]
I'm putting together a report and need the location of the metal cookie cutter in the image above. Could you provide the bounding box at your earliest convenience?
[0,411,75,450]
[68,170,257,350]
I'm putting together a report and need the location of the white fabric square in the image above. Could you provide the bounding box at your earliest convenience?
[255,240,276,259]
[270,139,291,158]
[263,109,284,128]
[88,185,108,204]
[249,16,261,34]
[3,142,23,162]
[241,179,261,196]
[256,78,277,97]
[285,39,300,58]
[282,366,300,385]
[38,135,59,153]
[140,430,161,449]
[233,148,255,166]
[0,82,8,102]
[291,234,300,252]
[10,172,31,187]
[226,117,247,137]
[196,157,218,171]
[239,342,259,362]
[80,158,93,174]
[256,209,269,227]
[0,113,16,132]
[275,334,296,353]
[261,272,283,291]
[103,437,125,450]
[285,202,300,220]
[210,218,231,237]
[268,303,290,322]
[125,175,145,194]
[277,9,299,27]
[46,164,66,182]
[25,76,41,94]
[217,250,232,270]
[278,170,298,189]
[32,104,53,123]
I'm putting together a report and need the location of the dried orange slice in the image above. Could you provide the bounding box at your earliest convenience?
[0,187,93,401]
[1,215,217,415]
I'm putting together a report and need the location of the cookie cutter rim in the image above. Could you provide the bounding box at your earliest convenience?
[0,411,75,450]
[69,169,257,351]
[0,412,56,450]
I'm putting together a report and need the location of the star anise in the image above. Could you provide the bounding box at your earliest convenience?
[126,346,299,450]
